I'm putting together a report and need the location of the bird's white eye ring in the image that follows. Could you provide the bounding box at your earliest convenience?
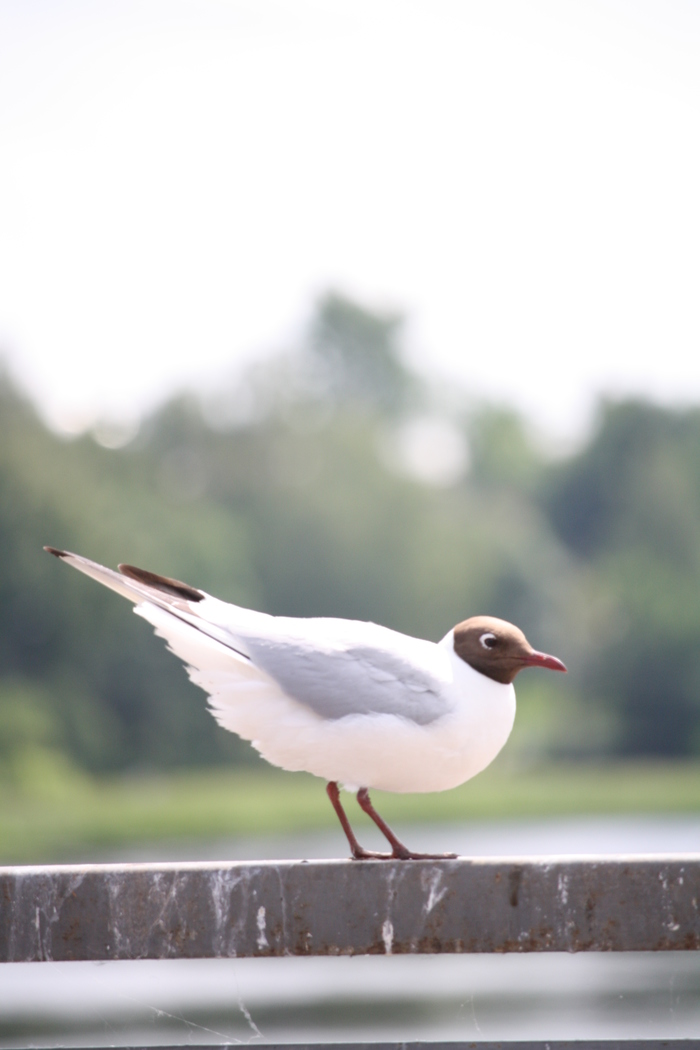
[479,632,498,650]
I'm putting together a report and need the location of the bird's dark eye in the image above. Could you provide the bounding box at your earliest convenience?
[479,632,498,650]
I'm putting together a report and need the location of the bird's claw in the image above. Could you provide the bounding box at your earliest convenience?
[350,846,395,860]
[393,849,459,860]
[351,847,458,861]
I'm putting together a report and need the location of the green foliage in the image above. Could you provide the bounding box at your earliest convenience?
[308,291,416,414]
[2,296,700,785]
[468,406,541,492]
[0,376,256,773]
[542,400,700,755]
[543,400,700,562]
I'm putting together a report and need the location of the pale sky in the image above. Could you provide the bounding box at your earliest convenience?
[1,0,699,439]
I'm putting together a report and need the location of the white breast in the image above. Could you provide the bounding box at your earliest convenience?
[141,607,516,794]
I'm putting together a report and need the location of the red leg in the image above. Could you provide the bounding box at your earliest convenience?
[356,787,457,860]
[326,782,393,860]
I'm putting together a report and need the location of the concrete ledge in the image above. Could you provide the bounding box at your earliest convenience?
[134,1044,700,1050]
[134,1044,699,1050]
[1,855,698,962]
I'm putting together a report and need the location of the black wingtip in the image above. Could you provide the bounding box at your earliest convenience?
[118,563,205,602]
[44,546,67,558]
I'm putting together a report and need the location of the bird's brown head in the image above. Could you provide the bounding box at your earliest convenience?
[453,615,567,685]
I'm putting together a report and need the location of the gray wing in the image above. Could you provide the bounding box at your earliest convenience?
[45,548,450,725]
[242,634,450,725]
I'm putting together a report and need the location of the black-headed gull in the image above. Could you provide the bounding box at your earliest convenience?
[45,547,566,860]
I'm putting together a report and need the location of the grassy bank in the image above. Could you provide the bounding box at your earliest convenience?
[1,757,700,864]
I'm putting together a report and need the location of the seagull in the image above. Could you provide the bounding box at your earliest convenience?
[44,547,566,860]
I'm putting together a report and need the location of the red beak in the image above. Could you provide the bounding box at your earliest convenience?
[523,649,567,673]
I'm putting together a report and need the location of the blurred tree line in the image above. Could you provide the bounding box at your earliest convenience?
[1,291,699,782]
